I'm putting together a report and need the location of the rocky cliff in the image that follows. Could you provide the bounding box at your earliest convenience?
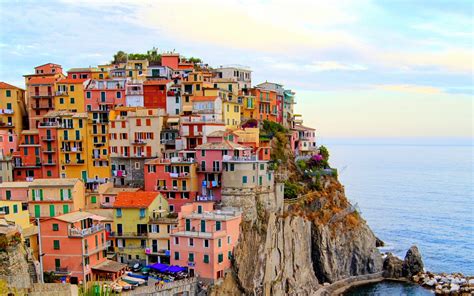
[212,176,383,296]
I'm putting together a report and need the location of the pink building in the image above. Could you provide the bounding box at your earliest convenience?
[292,124,317,156]
[84,79,126,112]
[170,202,241,281]
[0,181,30,201]
[0,130,18,156]
[144,151,198,212]
[40,211,126,284]
[195,132,252,201]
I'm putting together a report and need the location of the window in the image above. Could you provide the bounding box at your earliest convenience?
[218,238,222,248]
[86,92,91,99]
[174,252,180,260]
[53,240,60,250]
[6,90,11,97]
[230,164,234,171]
[216,221,221,231]
[13,204,18,213]
[63,205,69,214]
[91,196,96,203]
[197,205,202,214]
[242,176,247,184]
[146,119,151,126]
[52,224,59,231]
[5,190,11,200]
[139,208,145,218]
[203,254,209,264]
[201,150,206,157]
[49,205,55,217]
[189,238,194,246]
[204,239,209,248]
[116,91,121,98]
[218,253,224,263]
[188,252,194,262]
[227,236,231,244]
[136,119,141,126]
[228,250,232,259]
[174,237,179,245]
[116,208,122,217]
[260,163,265,170]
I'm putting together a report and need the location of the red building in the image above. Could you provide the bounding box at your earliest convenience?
[84,79,126,112]
[24,63,64,129]
[12,130,43,181]
[250,88,278,123]
[143,80,171,109]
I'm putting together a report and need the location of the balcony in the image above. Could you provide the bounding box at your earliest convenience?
[109,231,148,238]
[69,224,105,237]
[222,155,258,162]
[19,142,40,147]
[43,161,56,166]
[0,121,14,128]
[60,136,83,142]
[145,248,168,256]
[126,90,143,96]
[170,157,195,164]
[39,122,61,128]
[160,139,176,145]
[155,185,189,192]
[55,90,68,96]
[0,108,14,114]
[84,241,111,256]
[13,162,41,168]
[86,177,106,184]
[61,147,83,153]
[169,172,191,178]
[30,93,53,98]
[53,267,70,275]
[62,159,85,166]
[41,136,56,141]
[171,226,226,239]
[132,139,146,145]
[31,103,54,110]
[149,215,178,224]
[112,170,127,178]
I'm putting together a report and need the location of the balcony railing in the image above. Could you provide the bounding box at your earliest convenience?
[54,267,70,274]
[155,186,189,192]
[112,170,127,177]
[39,122,61,128]
[222,155,257,162]
[132,139,146,145]
[61,159,85,165]
[55,90,68,96]
[84,241,111,255]
[41,136,56,141]
[109,231,148,238]
[31,103,54,110]
[69,224,105,237]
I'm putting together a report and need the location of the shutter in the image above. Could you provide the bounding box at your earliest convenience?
[40,189,44,201]
[32,190,36,200]
[60,189,64,201]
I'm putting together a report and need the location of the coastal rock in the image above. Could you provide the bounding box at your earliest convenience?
[375,237,385,247]
[382,253,404,278]
[402,245,424,277]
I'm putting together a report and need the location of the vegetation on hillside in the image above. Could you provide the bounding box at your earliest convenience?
[111,48,202,65]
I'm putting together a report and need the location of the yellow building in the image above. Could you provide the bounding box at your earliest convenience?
[85,111,110,191]
[126,60,149,81]
[241,93,256,122]
[28,178,85,218]
[0,82,27,154]
[0,200,31,230]
[55,78,87,112]
[112,192,169,265]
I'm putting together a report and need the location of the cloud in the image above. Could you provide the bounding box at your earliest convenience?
[304,61,367,72]
[374,84,444,95]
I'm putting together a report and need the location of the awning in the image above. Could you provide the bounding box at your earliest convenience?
[182,105,192,112]
[92,260,128,273]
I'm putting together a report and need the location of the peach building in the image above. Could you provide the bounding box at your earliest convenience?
[39,211,126,284]
[0,82,26,155]
[0,181,30,201]
[170,202,241,281]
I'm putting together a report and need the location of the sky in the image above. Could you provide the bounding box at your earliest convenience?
[0,0,472,139]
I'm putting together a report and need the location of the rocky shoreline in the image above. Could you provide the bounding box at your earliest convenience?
[382,245,473,296]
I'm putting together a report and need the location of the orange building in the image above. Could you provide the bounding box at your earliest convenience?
[24,63,64,129]
[39,211,127,284]
[251,88,278,123]
[12,130,43,181]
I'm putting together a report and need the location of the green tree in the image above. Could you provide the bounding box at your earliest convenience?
[319,145,329,161]
[112,50,127,63]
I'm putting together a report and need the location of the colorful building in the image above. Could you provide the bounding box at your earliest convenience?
[178,115,225,150]
[212,66,252,90]
[292,124,317,156]
[170,202,242,280]
[0,200,32,230]
[144,152,199,212]
[194,131,252,201]
[0,153,13,183]
[143,80,172,109]
[111,191,169,265]
[24,63,64,129]
[28,178,85,218]
[84,79,126,112]
[109,107,165,187]
[0,82,26,155]
[251,87,278,123]
[12,130,43,181]
[39,211,126,284]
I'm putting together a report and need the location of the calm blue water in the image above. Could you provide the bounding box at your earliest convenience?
[322,138,473,275]
[345,281,433,296]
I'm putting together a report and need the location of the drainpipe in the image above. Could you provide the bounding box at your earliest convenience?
[81,237,86,292]
[36,218,44,283]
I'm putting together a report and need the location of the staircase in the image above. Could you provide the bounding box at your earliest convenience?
[28,261,38,283]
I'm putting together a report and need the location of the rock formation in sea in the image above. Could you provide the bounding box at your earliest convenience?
[211,128,384,295]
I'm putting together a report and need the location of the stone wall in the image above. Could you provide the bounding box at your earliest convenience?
[125,277,198,295]
[112,158,146,188]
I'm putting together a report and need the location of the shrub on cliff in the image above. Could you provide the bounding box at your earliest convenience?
[284,181,302,199]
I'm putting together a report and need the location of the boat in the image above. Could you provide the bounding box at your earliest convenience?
[117,280,133,290]
[109,283,123,293]
[123,275,146,285]
[121,277,139,287]
[128,272,148,280]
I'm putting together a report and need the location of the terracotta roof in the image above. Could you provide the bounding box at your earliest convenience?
[87,209,114,221]
[114,192,161,208]
[26,76,58,85]
[0,82,22,90]
[143,80,171,85]
[192,96,219,102]
[294,124,315,131]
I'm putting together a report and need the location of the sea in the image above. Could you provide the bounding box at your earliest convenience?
[319,138,473,295]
